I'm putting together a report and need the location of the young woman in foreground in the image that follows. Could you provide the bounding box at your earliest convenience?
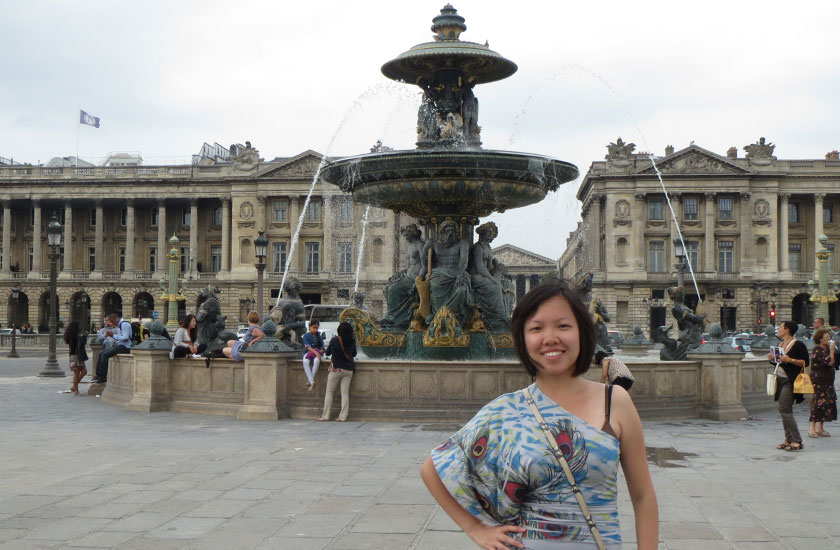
[421,283,658,549]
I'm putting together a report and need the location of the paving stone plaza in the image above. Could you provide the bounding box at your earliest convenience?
[1,354,840,550]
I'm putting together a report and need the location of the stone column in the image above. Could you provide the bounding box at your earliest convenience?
[125,200,135,275]
[221,198,231,273]
[740,193,752,275]
[704,192,715,272]
[2,202,11,274]
[157,200,167,273]
[322,196,333,274]
[633,193,646,276]
[288,197,301,271]
[588,194,601,270]
[686,351,748,421]
[189,200,198,275]
[62,202,72,275]
[779,193,790,277]
[31,200,42,275]
[94,200,104,274]
[815,193,825,277]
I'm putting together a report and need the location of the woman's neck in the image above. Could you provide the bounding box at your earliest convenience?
[782,335,794,345]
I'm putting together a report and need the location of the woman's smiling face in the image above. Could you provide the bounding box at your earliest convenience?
[523,295,580,378]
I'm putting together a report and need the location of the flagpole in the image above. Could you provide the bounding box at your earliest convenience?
[76,107,80,168]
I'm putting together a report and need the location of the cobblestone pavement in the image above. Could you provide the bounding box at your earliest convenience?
[1,357,839,549]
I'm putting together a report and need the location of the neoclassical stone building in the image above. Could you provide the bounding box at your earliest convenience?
[0,148,407,331]
[561,138,840,335]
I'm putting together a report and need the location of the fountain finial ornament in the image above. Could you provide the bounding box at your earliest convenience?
[431,4,466,41]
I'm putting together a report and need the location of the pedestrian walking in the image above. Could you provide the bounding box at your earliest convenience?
[808,327,837,438]
[63,320,88,395]
[768,320,809,452]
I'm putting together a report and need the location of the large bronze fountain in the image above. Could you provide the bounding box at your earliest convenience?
[322,5,578,360]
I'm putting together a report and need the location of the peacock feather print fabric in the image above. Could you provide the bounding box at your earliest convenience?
[431,383,621,548]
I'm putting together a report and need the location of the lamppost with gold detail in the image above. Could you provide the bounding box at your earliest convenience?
[39,213,65,378]
[808,234,840,323]
[159,234,187,330]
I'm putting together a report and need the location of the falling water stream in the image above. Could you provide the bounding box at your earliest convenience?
[353,205,372,293]
[273,82,418,308]
[511,64,702,302]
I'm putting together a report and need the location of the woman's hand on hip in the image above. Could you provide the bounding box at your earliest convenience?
[465,522,526,550]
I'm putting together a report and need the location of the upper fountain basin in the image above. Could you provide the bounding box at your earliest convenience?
[320,149,579,219]
[381,40,517,85]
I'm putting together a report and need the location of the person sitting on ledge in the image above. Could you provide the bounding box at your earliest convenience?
[171,314,208,359]
[223,311,264,362]
[92,313,132,384]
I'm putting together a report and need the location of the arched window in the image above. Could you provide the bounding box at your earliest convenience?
[616,237,628,266]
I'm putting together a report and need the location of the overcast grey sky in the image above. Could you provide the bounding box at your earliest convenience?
[3,1,839,260]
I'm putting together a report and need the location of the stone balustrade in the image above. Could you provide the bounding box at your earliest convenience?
[101,350,776,422]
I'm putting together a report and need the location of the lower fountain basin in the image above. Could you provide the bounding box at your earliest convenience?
[321,149,578,218]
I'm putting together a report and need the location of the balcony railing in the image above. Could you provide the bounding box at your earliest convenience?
[103,272,122,279]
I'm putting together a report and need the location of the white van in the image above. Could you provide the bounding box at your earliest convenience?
[304,304,348,345]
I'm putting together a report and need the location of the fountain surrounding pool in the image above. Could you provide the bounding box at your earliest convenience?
[321,4,578,360]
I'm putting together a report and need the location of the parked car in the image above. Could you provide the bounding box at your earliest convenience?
[727,334,752,352]
[607,331,622,349]
[0,328,21,335]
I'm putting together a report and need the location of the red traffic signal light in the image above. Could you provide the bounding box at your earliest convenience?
[757,319,762,325]
[769,310,776,318]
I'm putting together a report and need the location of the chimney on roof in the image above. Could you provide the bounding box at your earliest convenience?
[826,150,839,161]
[727,147,737,159]
[665,145,674,156]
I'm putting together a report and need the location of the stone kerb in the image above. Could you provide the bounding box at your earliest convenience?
[686,351,748,421]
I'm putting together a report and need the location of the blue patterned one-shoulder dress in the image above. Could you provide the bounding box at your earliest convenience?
[432,383,622,549]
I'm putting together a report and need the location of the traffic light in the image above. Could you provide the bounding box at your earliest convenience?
[757,319,762,325]
[769,310,776,319]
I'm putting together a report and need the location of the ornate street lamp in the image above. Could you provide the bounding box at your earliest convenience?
[673,238,686,288]
[809,235,840,323]
[159,234,187,329]
[39,213,65,377]
[7,284,20,358]
[254,230,268,317]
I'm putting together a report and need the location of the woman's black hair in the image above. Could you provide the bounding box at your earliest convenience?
[781,320,797,336]
[63,320,81,346]
[593,348,610,365]
[337,321,355,347]
[180,314,197,341]
[510,281,596,378]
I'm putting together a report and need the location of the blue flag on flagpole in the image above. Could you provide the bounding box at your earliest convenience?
[79,110,100,128]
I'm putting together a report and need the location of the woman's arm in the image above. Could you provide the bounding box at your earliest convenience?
[600,359,609,384]
[248,327,264,347]
[420,457,524,550]
[613,388,659,550]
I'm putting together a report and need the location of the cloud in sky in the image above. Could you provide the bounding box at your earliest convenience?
[2,0,839,260]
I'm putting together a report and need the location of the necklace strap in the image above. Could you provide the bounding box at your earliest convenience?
[523,386,607,550]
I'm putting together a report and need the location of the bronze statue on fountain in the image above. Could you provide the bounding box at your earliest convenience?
[321,5,579,359]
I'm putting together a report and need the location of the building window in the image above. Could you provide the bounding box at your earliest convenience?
[789,243,802,272]
[28,245,33,271]
[273,200,288,222]
[213,207,222,227]
[59,246,64,271]
[683,196,698,220]
[685,241,699,272]
[272,242,287,272]
[89,208,97,228]
[210,246,222,272]
[30,208,34,227]
[721,288,736,300]
[648,241,665,272]
[305,242,320,273]
[89,247,96,271]
[825,202,833,224]
[182,208,191,227]
[717,196,733,221]
[718,240,734,273]
[651,289,665,300]
[120,208,127,227]
[306,201,320,222]
[339,242,353,273]
[118,246,126,272]
[180,246,190,274]
[149,246,157,273]
[339,200,353,222]
[337,288,350,300]
[648,198,663,221]
[616,301,628,325]
[788,202,800,223]
[828,243,836,273]
[150,208,158,227]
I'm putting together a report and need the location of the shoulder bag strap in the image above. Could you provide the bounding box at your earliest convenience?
[337,336,351,362]
[523,386,607,550]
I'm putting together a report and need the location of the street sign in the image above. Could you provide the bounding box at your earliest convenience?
[153,310,159,319]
